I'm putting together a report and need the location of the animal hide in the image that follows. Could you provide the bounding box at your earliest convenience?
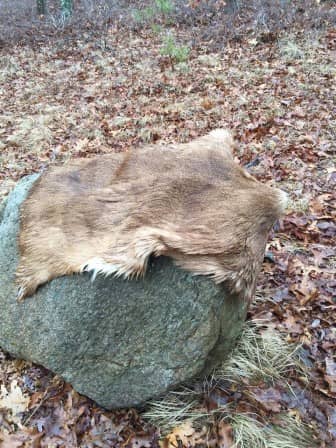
[16,129,287,301]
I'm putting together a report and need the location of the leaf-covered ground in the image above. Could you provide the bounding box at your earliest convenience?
[0,3,335,447]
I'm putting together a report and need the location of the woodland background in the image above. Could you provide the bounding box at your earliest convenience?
[0,0,335,446]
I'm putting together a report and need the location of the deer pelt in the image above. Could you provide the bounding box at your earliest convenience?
[16,129,287,301]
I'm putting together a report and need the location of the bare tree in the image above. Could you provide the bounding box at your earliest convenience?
[61,0,73,17]
[37,0,47,15]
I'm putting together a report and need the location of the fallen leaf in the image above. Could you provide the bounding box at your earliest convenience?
[163,421,204,448]
[0,381,30,419]
[251,387,282,412]
[283,315,303,335]
[298,135,315,145]
[201,98,215,110]
[325,358,336,393]
[0,432,26,448]
[217,422,234,448]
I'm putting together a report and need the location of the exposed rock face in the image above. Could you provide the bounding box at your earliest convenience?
[0,175,248,409]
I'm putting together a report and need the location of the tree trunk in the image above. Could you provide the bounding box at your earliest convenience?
[61,0,73,17]
[37,0,47,15]
[226,0,241,12]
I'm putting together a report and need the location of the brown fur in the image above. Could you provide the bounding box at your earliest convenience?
[16,130,287,301]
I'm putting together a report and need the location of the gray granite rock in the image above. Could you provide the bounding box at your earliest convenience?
[0,175,247,409]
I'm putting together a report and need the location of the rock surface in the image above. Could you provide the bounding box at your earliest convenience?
[0,175,248,409]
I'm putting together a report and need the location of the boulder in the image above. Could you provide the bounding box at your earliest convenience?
[0,175,248,409]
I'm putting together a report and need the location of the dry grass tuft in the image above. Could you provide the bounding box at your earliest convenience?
[267,415,316,448]
[215,320,305,385]
[5,108,65,152]
[143,321,314,446]
[143,390,223,432]
[231,413,316,448]
[278,33,326,74]
[231,414,267,448]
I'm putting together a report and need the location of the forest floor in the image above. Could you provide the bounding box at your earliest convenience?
[0,1,335,447]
